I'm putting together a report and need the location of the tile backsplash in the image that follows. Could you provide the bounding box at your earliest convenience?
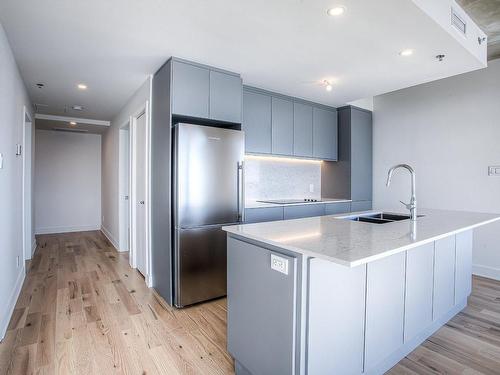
[244,156,321,201]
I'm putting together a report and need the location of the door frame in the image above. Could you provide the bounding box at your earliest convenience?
[118,120,131,252]
[129,101,151,285]
[22,107,34,260]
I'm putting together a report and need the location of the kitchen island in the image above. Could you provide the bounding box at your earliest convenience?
[222,209,500,375]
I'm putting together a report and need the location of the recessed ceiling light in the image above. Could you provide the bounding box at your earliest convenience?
[69,121,77,126]
[324,80,333,92]
[399,49,414,57]
[327,6,345,16]
[77,83,87,90]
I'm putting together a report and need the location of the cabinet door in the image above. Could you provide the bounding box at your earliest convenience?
[313,107,338,160]
[350,201,372,212]
[244,207,284,224]
[172,61,210,118]
[365,253,405,370]
[455,230,473,304]
[209,71,242,123]
[433,236,456,320]
[271,97,294,155]
[227,238,297,375]
[404,243,434,343]
[350,108,373,202]
[283,204,325,220]
[308,259,366,375]
[242,90,272,154]
[324,202,351,215]
[293,102,313,157]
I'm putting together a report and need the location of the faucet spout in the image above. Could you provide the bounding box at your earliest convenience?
[386,164,417,221]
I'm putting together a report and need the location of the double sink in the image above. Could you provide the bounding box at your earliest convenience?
[343,212,422,224]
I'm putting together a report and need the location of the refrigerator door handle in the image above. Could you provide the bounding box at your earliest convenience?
[237,161,244,222]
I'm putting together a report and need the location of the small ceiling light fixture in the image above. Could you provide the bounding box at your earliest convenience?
[72,105,84,111]
[69,121,77,126]
[399,49,414,57]
[436,54,446,62]
[327,6,345,16]
[324,80,333,92]
[77,83,88,90]
[36,83,45,89]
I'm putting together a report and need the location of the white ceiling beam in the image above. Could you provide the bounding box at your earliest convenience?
[35,113,110,126]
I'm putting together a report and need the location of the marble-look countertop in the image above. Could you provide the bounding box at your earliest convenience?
[223,209,500,267]
[245,198,352,209]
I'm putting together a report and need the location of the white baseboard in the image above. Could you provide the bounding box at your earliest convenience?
[0,264,25,341]
[35,224,101,235]
[473,264,500,281]
[101,226,120,251]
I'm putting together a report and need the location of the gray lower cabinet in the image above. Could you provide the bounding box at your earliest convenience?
[308,259,366,375]
[172,60,210,118]
[242,90,272,153]
[365,252,406,370]
[283,204,325,220]
[350,200,372,212]
[313,107,338,160]
[227,237,297,375]
[244,207,284,224]
[350,108,373,202]
[404,243,434,343]
[455,230,473,304]
[293,102,313,157]
[272,97,294,155]
[433,236,456,320]
[209,70,242,123]
[324,202,351,215]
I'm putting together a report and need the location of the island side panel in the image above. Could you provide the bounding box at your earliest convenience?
[455,230,473,304]
[227,236,298,375]
[307,259,366,375]
[433,236,457,320]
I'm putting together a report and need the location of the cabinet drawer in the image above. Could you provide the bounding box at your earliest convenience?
[283,204,325,220]
[324,202,351,215]
[245,207,284,224]
[350,201,372,212]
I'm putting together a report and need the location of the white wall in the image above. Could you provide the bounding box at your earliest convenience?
[34,130,101,234]
[101,76,151,250]
[373,59,500,280]
[0,22,33,339]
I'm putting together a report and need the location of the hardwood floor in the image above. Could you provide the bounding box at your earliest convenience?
[1,230,499,374]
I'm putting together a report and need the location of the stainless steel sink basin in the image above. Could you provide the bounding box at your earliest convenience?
[347,212,423,224]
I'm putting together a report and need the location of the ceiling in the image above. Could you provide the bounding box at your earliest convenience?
[0,0,489,121]
[35,118,109,134]
[457,0,500,60]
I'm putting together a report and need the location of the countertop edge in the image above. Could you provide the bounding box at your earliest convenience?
[223,216,500,267]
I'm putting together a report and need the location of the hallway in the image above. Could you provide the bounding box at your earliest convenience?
[0,231,233,374]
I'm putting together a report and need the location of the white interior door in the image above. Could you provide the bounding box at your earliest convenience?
[23,112,33,260]
[135,112,147,276]
[119,126,130,251]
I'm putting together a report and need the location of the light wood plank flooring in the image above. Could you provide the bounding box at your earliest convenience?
[0,230,499,374]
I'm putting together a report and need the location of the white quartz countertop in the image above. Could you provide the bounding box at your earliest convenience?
[245,198,352,209]
[223,209,500,267]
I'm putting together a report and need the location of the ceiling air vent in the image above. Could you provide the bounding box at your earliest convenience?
[451,8,467,36]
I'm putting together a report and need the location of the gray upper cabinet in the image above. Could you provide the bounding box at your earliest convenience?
[350,108,373,202]
[242,90,272,154]
[271,97,294,155]
[172,60,210,119]
[313,107,338,160]
[293,102,313,157]
[209,70,242,123]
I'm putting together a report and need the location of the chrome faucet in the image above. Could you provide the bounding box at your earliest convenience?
[386,164,417,221]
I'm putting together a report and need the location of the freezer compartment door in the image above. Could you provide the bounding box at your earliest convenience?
[174,225,228,307]
[174,123,244,227]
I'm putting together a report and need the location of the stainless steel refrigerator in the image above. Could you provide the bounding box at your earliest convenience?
[173,123,244,307]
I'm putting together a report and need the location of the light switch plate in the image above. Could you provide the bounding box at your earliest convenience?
[271,254,289,275]
[488,166,500,176]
